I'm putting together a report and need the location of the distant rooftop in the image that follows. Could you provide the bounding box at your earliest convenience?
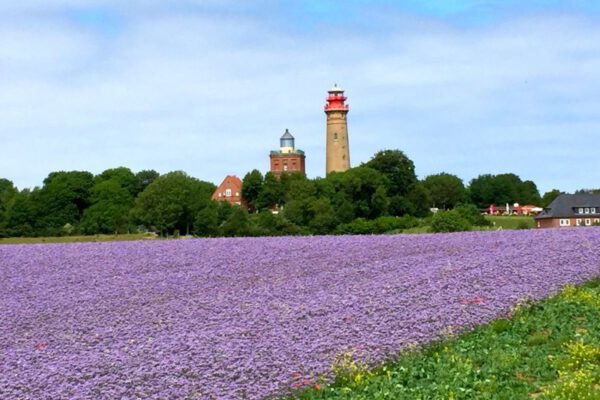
[535,193,600,219]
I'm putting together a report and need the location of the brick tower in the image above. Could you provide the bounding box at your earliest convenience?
[269,129,306,177]
[325,84,350,174]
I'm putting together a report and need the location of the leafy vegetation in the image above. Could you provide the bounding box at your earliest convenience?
[0,149,562,239]
[0,233,153,244]
[290,279,600,399]
[487,216,536,230]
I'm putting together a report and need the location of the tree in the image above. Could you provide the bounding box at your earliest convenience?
[221,206,252,237]
[6,189,37,237]
[81,180,134,234]
[0,178,17,236]
[423,173,466,209]
[95,167,138,197]
[405,183,432,218]
[327,166,390,219]
[34,171,95,235]
[257,172,283,210]
[241,169,264,213]
[133,171,215,235]
[283,197,315,227]
[194,201,220,237]
[542,189,562,207]
[468,174,496,208]
[364,149,417,196]
[308,197,338,234]
[280,172,314,203]
[135,170,160,196]
[468,173,541,208]
[519,180,542,205]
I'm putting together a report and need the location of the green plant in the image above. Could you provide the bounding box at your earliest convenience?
[430,210,471,233]
[289,281,600,399]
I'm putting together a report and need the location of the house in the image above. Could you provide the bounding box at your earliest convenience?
[211,175,244,207]
[534,194,600,228]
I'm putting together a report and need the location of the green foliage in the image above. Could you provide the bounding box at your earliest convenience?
[95,167,138,197]
[0,151,548,239]
[81,179,134,234]
[516,220,531,230]
[454,203,489,227]
[0,178,18,237]
[423,172,466,209]
[241,169,264,212]
[291,281,600,400]
[327,166,390,220]
[308,198,338,234]
[405,183,431,218]
[257,172,283,210]
[486,216,535,230]
[469,173,542,209]
[35,171,95,235]
[364,149,417,196]
[337,216,419,235]
[541,189,562,207]
[193,201,220,237]
[430,210,471,233]
[251,209,303,236]
[133,171,215,235]
[221,206,252,237]
[134,170,160,195]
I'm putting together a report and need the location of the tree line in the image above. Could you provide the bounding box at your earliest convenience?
[0,149,564,238]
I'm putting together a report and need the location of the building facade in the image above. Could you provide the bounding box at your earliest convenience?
[535,194,600,228]
[211,175,244,207]
[269,129,306,177]
[325,84,350,174]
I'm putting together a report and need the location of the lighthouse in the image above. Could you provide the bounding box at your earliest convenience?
[325,84,350,174]
[269,129,306,177]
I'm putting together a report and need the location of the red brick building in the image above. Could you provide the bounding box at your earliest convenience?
[211,175,244,207]
[269,129,306,177]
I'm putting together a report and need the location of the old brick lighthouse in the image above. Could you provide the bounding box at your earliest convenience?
[325,84,350,174]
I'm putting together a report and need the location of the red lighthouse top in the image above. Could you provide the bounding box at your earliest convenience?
[324,84,349,112]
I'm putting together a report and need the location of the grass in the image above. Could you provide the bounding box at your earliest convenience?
[0,233,156,245]
[486,216,536,230]
[290,279,600,399]
[401,216,535,234]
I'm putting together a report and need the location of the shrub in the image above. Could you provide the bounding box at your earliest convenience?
[336,218,375,234]
[516,220,531,230]
[430,210,471,233]
[454,203,490,226]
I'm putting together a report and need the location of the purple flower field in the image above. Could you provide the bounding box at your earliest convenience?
[2,228,600,399]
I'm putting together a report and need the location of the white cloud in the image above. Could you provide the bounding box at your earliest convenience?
[0,4,599,194]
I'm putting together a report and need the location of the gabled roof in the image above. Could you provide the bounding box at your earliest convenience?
[535,193,600,219]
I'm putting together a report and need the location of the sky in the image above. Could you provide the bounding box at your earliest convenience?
[1,1,600,194]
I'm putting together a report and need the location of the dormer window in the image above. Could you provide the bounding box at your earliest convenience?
[592,208,596,214]
[585,208,590,214]
[579,208,584,214]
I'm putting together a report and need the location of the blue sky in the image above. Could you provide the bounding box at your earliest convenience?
[1,1,600,194]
